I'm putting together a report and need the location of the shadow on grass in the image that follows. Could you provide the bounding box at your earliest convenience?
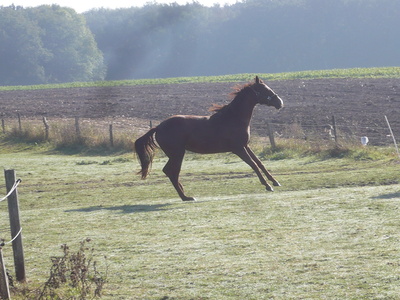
[372,192,400,200]
[65,204,171,214]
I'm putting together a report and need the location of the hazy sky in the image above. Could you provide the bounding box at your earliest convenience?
[3,0,240,13]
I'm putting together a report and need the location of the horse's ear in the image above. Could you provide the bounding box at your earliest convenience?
[255,76,263,84]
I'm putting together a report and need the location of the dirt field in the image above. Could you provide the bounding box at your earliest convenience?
[0,78,399,145]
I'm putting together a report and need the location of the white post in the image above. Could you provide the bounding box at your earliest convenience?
[384,115,400,159]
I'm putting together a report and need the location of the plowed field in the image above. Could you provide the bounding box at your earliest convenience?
[1,78,399,145]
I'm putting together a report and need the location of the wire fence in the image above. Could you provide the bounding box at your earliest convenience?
[0,179,21,203]
[1,114,399,149]
[253,115,398,147]
[0,179,22,247]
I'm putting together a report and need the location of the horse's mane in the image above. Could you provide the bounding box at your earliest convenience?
[209,82,253,113]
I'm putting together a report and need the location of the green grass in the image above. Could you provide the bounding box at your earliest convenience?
[0,149,399,299]
[1,66,399,91]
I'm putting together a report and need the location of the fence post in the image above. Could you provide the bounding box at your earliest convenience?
[17,113,22,132]
[42,117,49,140]
[109,124,114,147]
[1,119,5,134]
[0,247,10,299]
[385,115,400,158]
[4,169,26,283]
[75,117,81,138]
[265,120,276,149]
[331,115,338,145]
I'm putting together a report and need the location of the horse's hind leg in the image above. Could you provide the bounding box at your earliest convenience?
[163,153,196,201]
[246,146,281,186]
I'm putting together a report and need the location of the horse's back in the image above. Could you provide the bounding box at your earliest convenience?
[155,115,208,148]
[155,114,238,154]
[157,115,209,133]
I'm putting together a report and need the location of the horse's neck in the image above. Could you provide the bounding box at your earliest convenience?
[228,93,257,125]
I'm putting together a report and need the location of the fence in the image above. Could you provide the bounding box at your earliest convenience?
[0,114,399,150]
[254,115,399,149]
[0,170,25,299]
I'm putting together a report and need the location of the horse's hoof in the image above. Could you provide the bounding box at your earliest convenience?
[182,197,196,201]
[266,186,274,192]
[273,181,281,187]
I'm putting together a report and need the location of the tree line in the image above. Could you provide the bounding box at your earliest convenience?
[1,0,399,85]
[0,4,105,85]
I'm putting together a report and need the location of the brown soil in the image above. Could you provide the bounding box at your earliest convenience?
[0,78,399,145]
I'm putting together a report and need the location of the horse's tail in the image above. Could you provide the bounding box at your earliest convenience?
[134,127,158,179]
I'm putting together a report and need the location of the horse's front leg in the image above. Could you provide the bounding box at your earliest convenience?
[233,147,274,192]
[246,146,281,187]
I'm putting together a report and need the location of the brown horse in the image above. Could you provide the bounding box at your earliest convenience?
[135,76,283,201]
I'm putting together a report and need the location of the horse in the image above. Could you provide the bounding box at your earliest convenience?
[134,76,283,201]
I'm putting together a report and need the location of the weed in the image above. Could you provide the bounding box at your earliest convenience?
[10,239,107,299]
[38,238,107,299]
[5,126,47,144]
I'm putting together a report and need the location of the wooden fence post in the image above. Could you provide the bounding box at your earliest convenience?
[1,119,5,134]
[4,169,26,283]
[109,124,114,147]
[266,120,276,149]
[75,117,81,138]
[0,247,10,299]
[331,115,338,145]
[17,113,22,132]
[43,117,49,140]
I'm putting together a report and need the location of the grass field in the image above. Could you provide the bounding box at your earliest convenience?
[0,147,399,299]
[1,66,400,91]
[1,66,400,298]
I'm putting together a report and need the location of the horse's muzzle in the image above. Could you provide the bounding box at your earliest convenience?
[274,96,284,109]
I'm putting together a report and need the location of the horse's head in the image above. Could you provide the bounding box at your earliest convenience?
[252,76,283,109]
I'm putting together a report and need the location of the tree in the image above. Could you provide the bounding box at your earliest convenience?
[27,5,106,83]
[84,0,400,79]
[0,6,49,85]
[0,5,105,85]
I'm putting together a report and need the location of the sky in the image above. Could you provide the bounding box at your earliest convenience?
[2,0,241,13]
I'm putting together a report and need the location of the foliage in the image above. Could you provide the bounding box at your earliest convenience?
[0,6,48,85]
[27,5,106,83]
[85,0,400,80]
[0,5,105,85]
[1,0,400,84]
